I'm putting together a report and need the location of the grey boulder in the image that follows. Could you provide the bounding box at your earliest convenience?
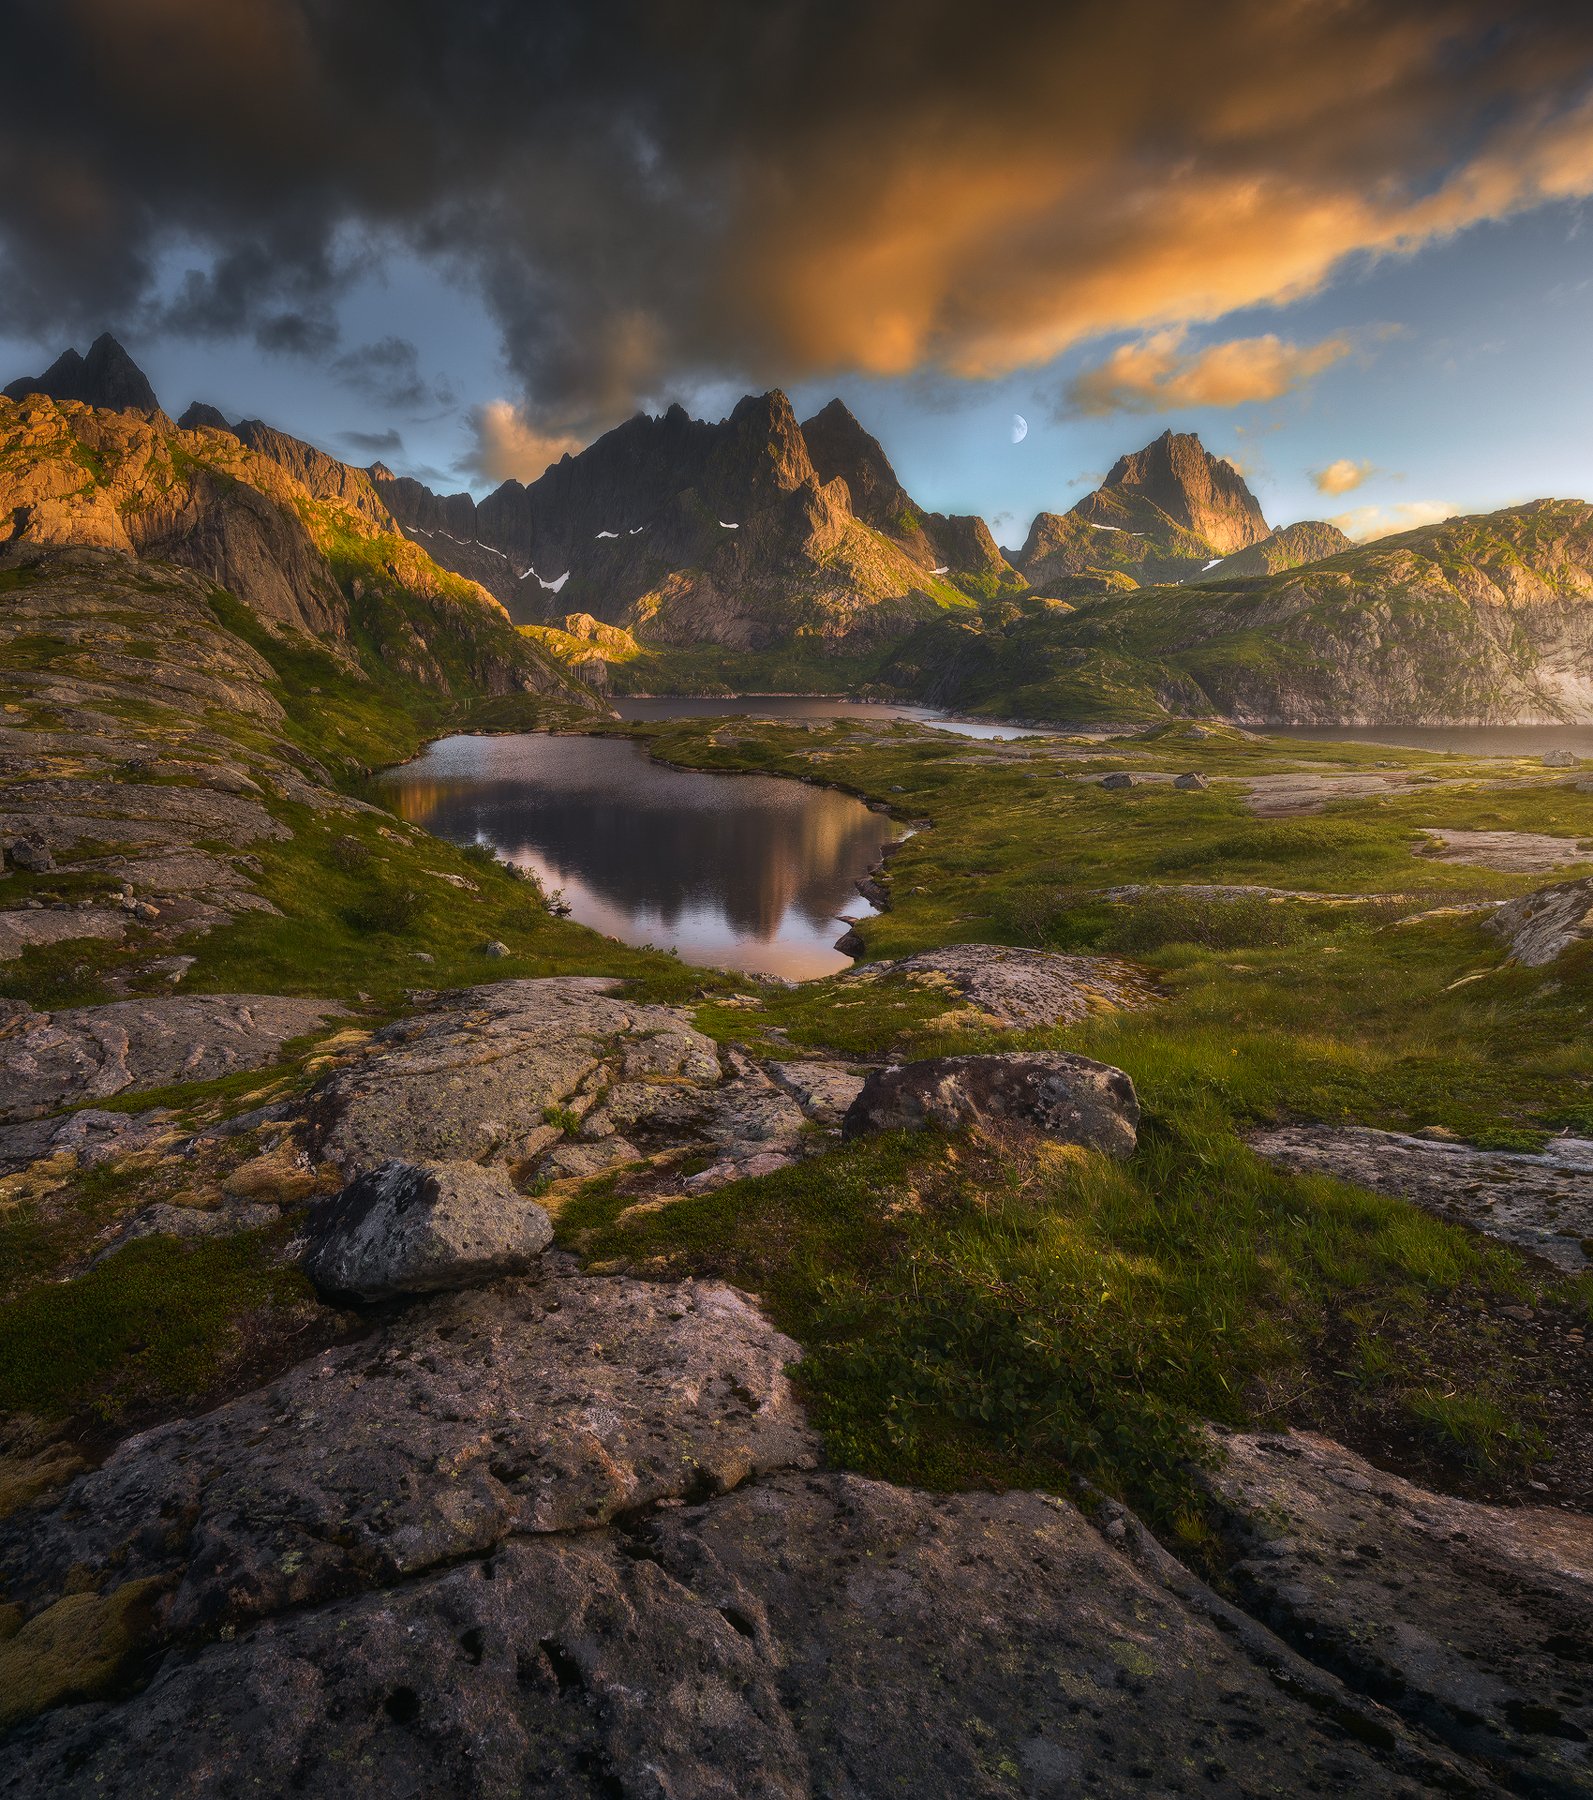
[301,1158,553,1300]
[1489,872,1593,966]
[842,1050,1138,1156]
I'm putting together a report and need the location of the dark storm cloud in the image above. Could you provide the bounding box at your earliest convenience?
[5,0,1593,441]
[331,337,453,411]
[337,426,405,453]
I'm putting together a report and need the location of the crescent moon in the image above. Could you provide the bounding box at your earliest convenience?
[1011,413,1028,443]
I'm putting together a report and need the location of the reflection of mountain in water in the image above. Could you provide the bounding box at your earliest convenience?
[378,736,893,945]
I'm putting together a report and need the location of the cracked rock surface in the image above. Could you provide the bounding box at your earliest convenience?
[1252,1123,1593,1270]
[304,976,845,1189]
[1201,1430,1593,1796]
[0,992,346,1122]
[852,941,1154,1028]
[0,1275,815,1638]
[1492,872,1593,966]
[4,1466,1479,1800]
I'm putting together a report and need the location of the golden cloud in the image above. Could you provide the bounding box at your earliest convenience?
[8,3,1593,424]
[1311,458,1376,496]
[1063,327,1352,416]
[463,401,583,485]
[1331,500,1457,541]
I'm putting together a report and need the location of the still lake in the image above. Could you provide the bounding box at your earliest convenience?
[375,732,898,980]
[611,695,1048,740]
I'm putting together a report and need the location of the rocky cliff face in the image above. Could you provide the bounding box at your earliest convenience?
[3,333,160,416]
[375,391,1016,648]
[1015,429,1270,590]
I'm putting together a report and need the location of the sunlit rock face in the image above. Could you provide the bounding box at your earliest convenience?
[1016,428,1270,592]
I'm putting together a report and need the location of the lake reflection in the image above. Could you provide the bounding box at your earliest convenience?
[376,734,897,979]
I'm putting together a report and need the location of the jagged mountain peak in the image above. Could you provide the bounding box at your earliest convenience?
[3,332,160,415]
[1091,428,1267,555]
[801,398,912,530]
[179,401,233,432]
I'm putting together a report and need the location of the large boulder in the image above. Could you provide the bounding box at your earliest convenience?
[842,1050,1139,1155]
[300,1159,554,1300]
[1490,872,1593,966]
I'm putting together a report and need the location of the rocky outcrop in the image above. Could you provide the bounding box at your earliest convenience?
[1491,872,1593,964]
[1251,1124,1593,1270]
[300,1158,554,1300]
[857,942,1154,1027]
[304,976,842,1191]
[3,1266,1552,1795]
[1202,1429,1593,1795]
[0,1275,816,1641]
[0,992,343,1123]
[843,1050,1139,1154]
[2,333,159,415]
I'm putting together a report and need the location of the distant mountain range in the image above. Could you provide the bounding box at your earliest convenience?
[368,391,1020,650]
[7,334,1593,725]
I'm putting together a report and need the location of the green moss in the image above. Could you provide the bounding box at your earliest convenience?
[0,1227,312,1421]
[563,1114,1547,1515]
[0,1578,168,1728]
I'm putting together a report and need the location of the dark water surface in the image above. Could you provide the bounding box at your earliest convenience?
[376,733,897,979]
[612,694,1048,740]
[1274,723,1593,758]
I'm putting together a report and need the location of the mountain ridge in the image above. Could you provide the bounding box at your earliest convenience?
[900,498,1593,726]
[0,347,595,721]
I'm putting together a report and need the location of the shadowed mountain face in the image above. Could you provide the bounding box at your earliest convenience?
[3,333,160,415]
[1015,430,1271,592]
[374,392,1020,645]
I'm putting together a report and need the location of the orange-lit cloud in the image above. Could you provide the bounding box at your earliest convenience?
[463,401,582,485]
[1312,458,1376,496]
[1332,500,1457,541]
[5,2,1593,428]
[1063,328,1352,416]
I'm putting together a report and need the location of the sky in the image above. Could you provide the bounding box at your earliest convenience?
[4,1,1593,552]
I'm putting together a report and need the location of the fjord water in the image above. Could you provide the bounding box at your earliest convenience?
[612,695,1048,740]
[1276,723,1593,757]
[376,733,896,979]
